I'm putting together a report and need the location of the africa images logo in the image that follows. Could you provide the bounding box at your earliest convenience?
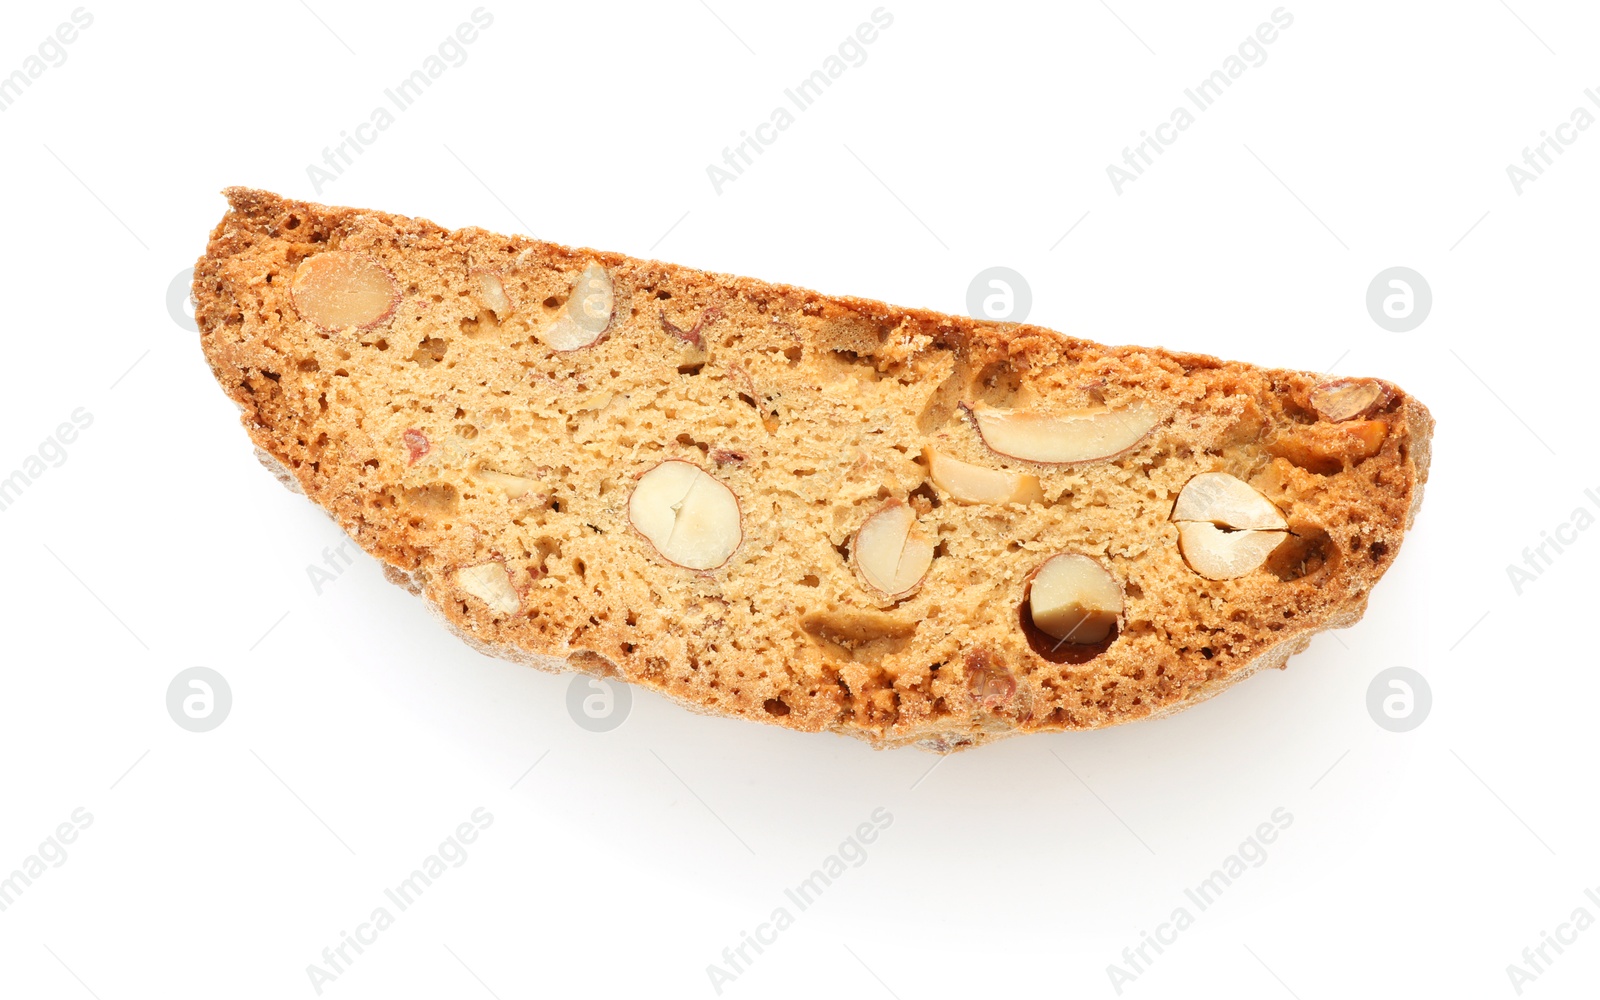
[1105,8,1294,195]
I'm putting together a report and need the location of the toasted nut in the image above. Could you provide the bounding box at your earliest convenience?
[1170,472,1287,530]
[924,448,1043,505]
[454,561,520,615]
[1176,522,1291,581]
[473,467,540,499]
[290,251,399,331]
[472,270,512,320]
[850,500,935,600]
[661,306,722,350]
[628,460,742,570]
[962,402,1158,464]
[1341,418,1389,455]
[537,264,614,351]
[1310,378,1393,422]
[966,649,1017,708]
[1170,472,1288,579]
[402,429,429,465]
[1026,553,1123,643]
[1269,420,1388,473]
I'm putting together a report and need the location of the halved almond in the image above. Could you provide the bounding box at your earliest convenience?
[851,500,935,600]
[628,460,742,570]
[964,402,1158,464]
[1170,472,1289,579]
[473,467,539,499]
[924,449,1043,505]
[537,264,614,351]
[454,561,521,615]
[1026,553,1123,643]
[290,252,399,331]
[472,270,512,320]
[1175,522,1289,581]
[1170,472,1287,530]
[1310,378,1392,422]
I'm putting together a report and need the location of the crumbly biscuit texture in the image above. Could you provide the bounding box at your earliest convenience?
[194,188,1433,752]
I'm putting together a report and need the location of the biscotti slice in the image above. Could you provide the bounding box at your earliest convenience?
[193,188,1433,753]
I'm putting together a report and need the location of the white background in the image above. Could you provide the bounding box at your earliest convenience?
[1,1,1597,997]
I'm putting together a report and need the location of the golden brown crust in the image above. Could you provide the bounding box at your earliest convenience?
[194,188,1433,753]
